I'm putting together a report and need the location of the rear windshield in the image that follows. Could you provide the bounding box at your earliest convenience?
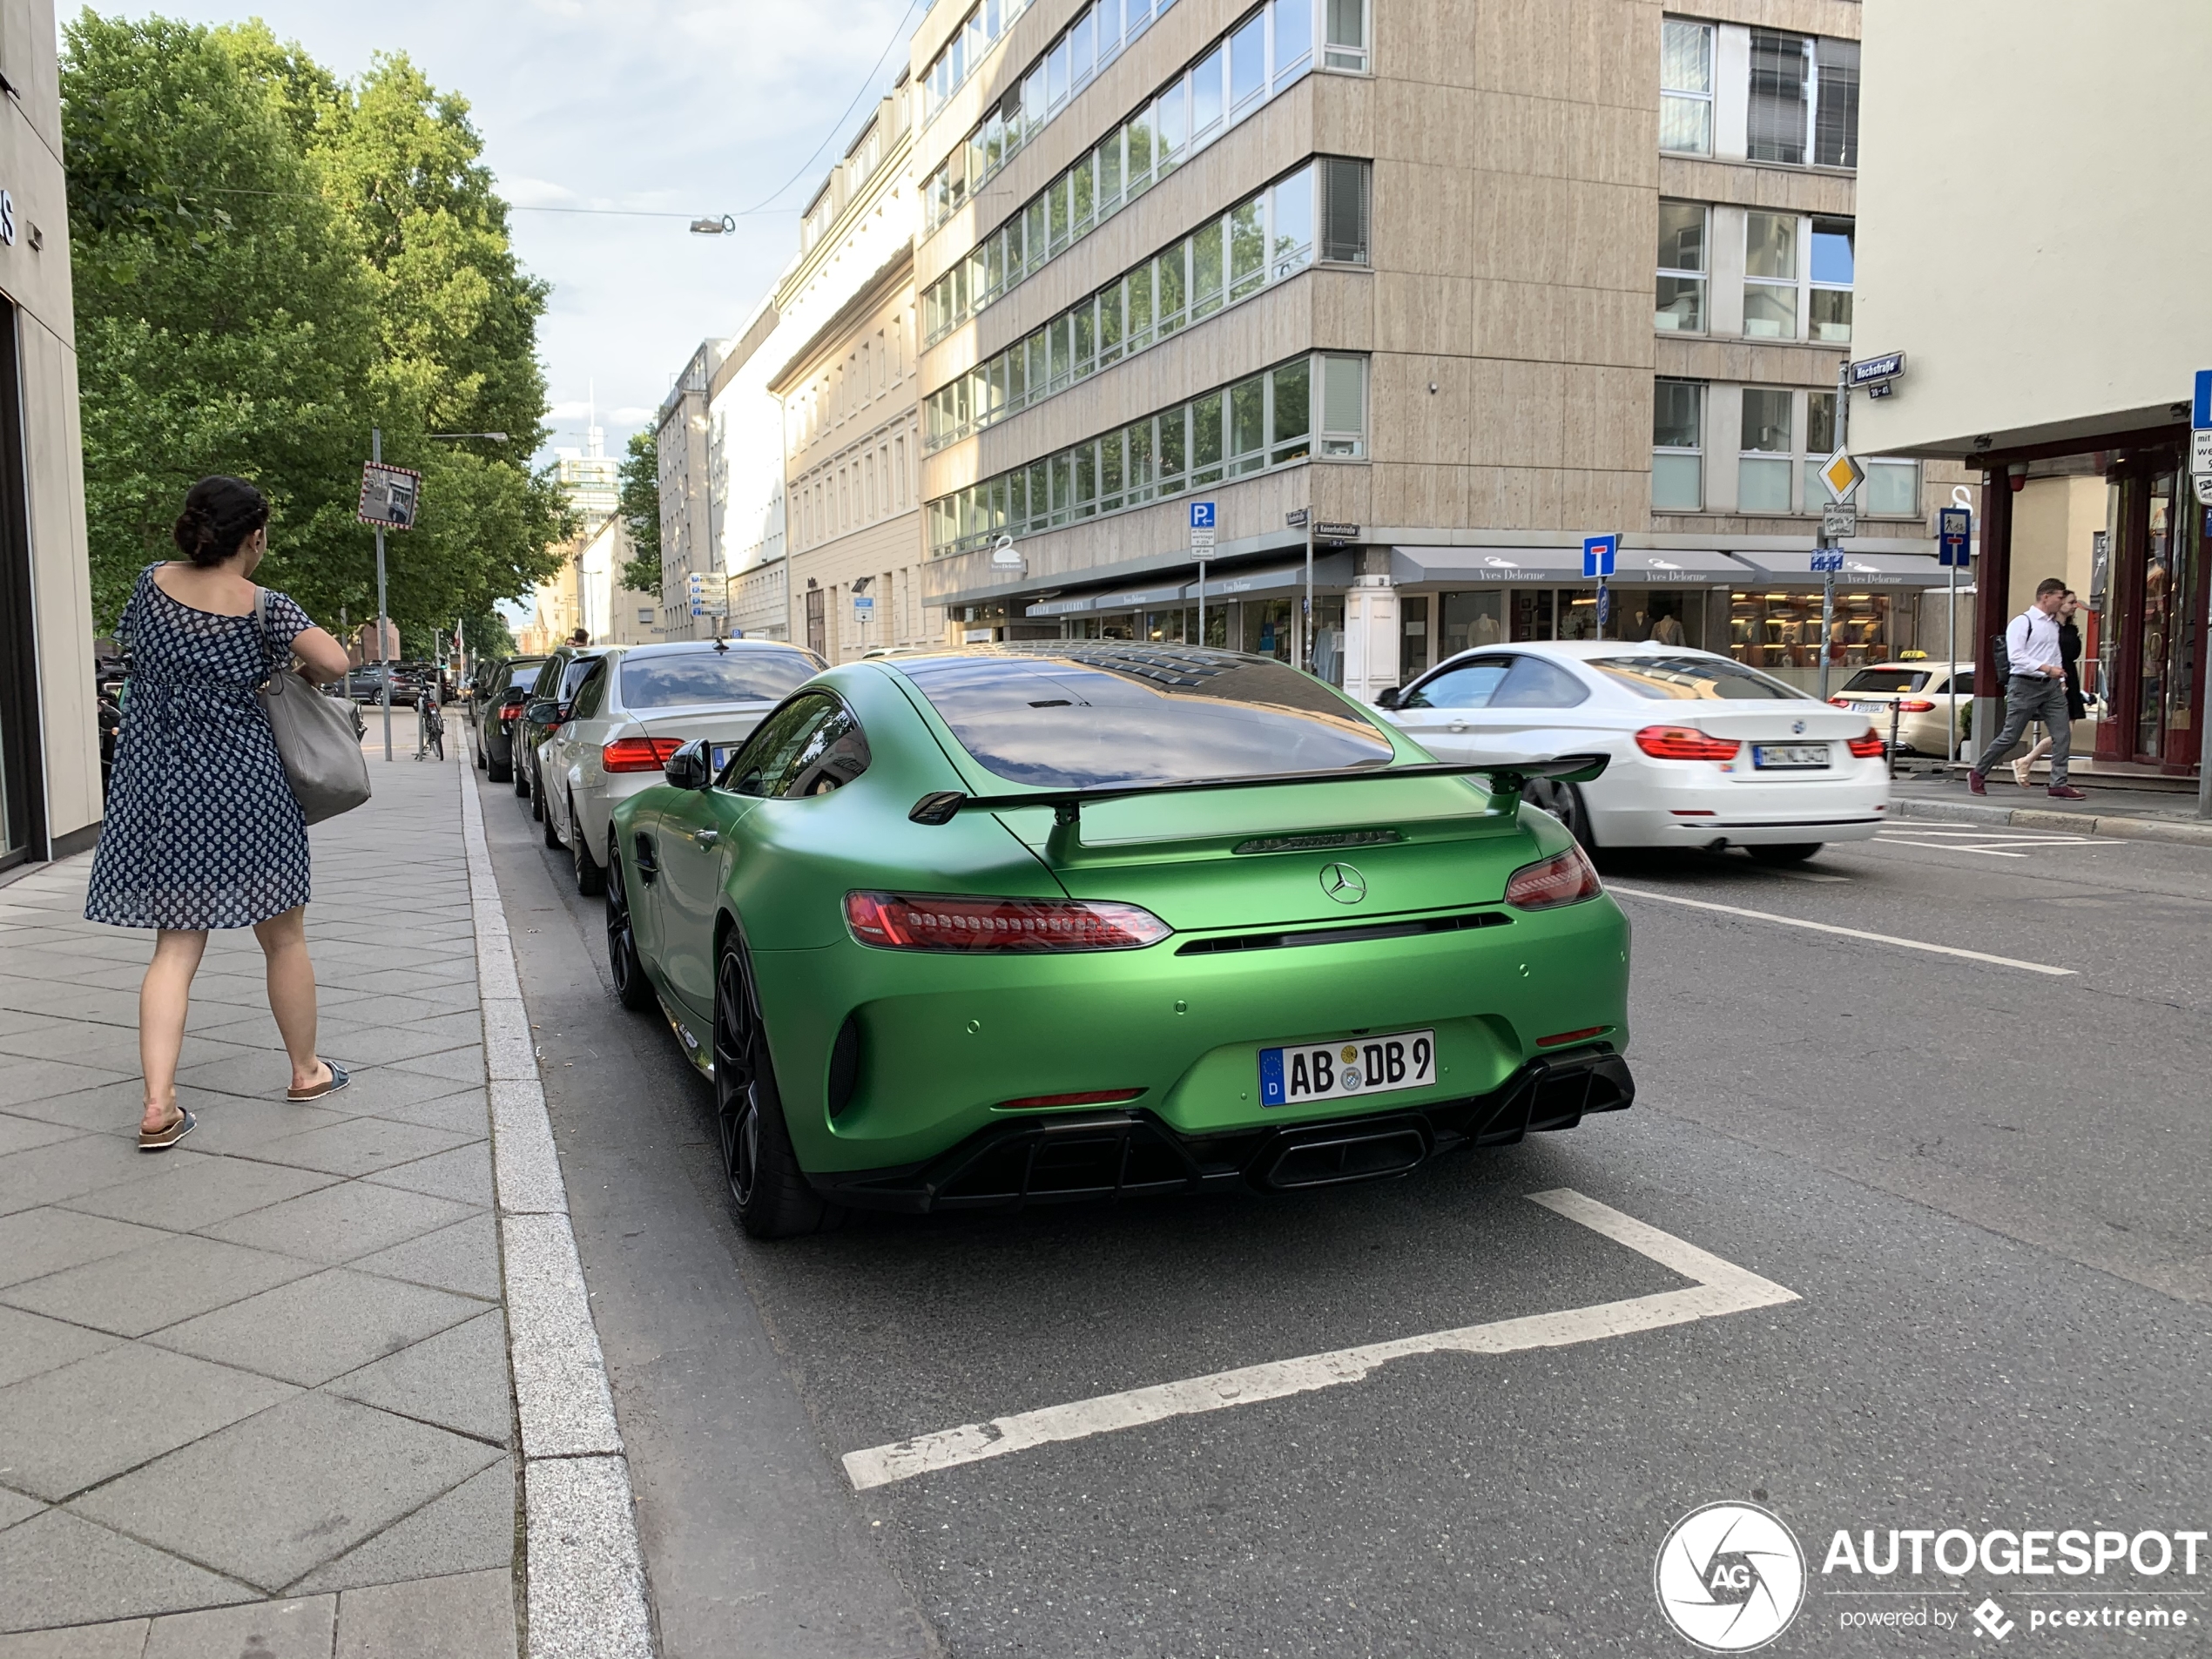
[1841,670,1930,693]
[1589,655,1811,702]
[621,649,819,710]
[898,645,1397,788]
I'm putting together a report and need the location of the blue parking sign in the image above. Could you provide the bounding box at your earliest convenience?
[1582,534,1616,578]
[1190,501,1217,530]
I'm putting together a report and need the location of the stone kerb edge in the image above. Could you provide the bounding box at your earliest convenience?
[457,737,655,1659]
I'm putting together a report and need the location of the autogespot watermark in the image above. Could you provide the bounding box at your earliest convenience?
[1659,1507,2207,1649]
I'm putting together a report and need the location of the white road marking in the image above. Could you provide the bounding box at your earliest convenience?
[840,1189,1797,1492]
[1875,838,2030,858]
[1607,885,2077,976]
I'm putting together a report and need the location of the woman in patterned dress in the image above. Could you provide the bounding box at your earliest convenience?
[85,477,354,1150]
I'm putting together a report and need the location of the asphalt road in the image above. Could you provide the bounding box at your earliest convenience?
[477,760,2212,1659]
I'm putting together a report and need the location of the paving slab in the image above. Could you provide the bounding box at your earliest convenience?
[349,1214,502,1302]
[365,1142,491,1204]
[204,1180,477,1266]
[357,1089,489,1136]
[151,1267,488,1389]
[0,1345,295,1502]
[332,1568,515,1658]
[0,1113,84,1157]
[0,1616,150,1659]
[0,1305,122,1393]
[239,1116,475,1180]
[141,1595,334,1659]
[322,1311,512,1444]
[294,1464,516,1598]
[0,1210,173,1291]
[383,1048,488,1088]
[0,1131,152,1217]
[0,1510,253,1633]
[71,1392,504,1593]
[0,1489,43,1534]
[65,1150,339,1233]
[0,1235,315,1339]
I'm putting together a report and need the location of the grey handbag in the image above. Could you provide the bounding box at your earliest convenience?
[254,589,372,824]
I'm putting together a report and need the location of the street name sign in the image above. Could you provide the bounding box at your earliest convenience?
[1581,534,1617,578]
[1314,521,1359,542]
[1817,450,1865,504]
[357,462,421,529]
[1821,503,1858,540]
[1938,506,1972,566]
[1848,352,1905,388]
[1285,508,1311,529]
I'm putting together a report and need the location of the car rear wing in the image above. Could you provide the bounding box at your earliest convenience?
[907,755,1608,855]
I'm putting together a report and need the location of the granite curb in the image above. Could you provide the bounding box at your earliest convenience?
[456,738,655,1659]
[1891,795,2212,845]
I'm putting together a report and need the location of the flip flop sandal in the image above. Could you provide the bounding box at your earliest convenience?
[138,1107,196,1151]
[286,1061,351,1103]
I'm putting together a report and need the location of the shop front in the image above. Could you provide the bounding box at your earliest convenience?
[2093,454,2205,768]
[1723,551,1952,693]
[1026,553,1356,674]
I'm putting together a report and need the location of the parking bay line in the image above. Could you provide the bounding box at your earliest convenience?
[1607,885,2077,976]
[840,1189,1797,1492]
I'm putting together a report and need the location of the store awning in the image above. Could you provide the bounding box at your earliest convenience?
[1388,546,1746,585]
[1025,579,1189,617]
[1023,554,1353,617]
[1727,551,1952,588]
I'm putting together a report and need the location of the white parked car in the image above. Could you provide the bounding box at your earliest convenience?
[1378,640,1890,862]
[537,638,826,893]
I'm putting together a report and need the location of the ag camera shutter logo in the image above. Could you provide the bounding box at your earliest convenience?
[1656,1501,1806,1652]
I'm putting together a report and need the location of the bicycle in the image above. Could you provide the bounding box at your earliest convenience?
[415,690,445,761]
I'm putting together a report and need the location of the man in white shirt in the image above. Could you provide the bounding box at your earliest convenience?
[1969,577,2086,799]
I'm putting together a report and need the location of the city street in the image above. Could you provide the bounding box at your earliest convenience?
[485,760,2212,1658]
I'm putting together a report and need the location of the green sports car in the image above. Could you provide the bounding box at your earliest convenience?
[604,643,1634,1238]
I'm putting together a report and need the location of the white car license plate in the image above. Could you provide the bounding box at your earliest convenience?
[711,743,738,774]
[1259,1029,1434,1108]
[1752,743,1831,769]
[1848,700,1885,713]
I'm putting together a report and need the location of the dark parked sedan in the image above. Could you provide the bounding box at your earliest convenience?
[472,654,550,783]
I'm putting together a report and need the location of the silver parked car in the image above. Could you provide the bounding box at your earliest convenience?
[536,638,825,893]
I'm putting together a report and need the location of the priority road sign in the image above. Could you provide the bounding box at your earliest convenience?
[1581,534,1617,578]
[1817,450,1865,504]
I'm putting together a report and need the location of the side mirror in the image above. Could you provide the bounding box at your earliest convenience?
[501,686,529,707]
[663,738,711,790]
[1374,686,1402,710]
[525,698,560,725]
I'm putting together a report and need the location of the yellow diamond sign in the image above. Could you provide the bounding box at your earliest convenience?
[1817,450,1865,504]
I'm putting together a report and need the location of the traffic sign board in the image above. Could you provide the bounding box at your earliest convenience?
[1581,534,1617,578]
[1938,506,1972,567]
[1313,522,1360,543]
[1817,450,1865,503]
[1821,503,1858,540]
[1189,502,1216,529]
[2194,368,2212,429]
[1811,550,1844,573]
[2191,428,2212,473]
[853,594,875,624]
[1190,528,1216,548]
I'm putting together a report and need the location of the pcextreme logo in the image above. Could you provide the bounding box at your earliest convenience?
[1655,1502,1807,1652]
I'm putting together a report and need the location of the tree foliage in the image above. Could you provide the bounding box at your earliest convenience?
[64,14,570,634]
[617,428,660,594]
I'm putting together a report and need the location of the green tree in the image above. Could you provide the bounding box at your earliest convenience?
[64,16,570,633]
[617,428,660,594]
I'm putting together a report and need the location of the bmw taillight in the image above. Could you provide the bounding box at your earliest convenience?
[499,705,522,722]
[843,892,1170,952]
[1846,729,1886,759]
[1634,725,1741,761]
[603,736,685,772]
[1504,845,1603,910]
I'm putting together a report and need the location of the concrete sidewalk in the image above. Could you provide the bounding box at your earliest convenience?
[1889,771,2212,844]
[0,744,528,1653]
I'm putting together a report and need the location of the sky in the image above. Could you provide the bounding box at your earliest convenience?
[105,0,922,459]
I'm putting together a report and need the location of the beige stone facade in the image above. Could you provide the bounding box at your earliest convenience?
[0,0,99,867]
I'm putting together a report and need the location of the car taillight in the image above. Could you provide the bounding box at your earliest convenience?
[1827,696,1853,707]
[1504,845,1603,910]
[843,892,1170,953]
[499,705,522,721]
[1633,725,1741,761]
[1846,729,1886,759]
[603,737,685,772]
[1897,698,1936,711]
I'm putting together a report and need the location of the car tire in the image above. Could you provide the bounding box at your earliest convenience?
[1745,842,1821,866]
[604,834,658,1012]
[475,739,487,772]
[571,793,605,894]
[530,762,546,819]
[488,752,512,784]
[542,781,564,847]
[1521,777,1595,852]
[512,757,529,796]
[713,935,840,1239]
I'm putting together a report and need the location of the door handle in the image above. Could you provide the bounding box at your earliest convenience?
[694,828,719,846]
[1449,719,1467,732]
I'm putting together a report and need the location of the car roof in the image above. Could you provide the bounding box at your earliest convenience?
[613,638,811,660]
[1430,639,1728,668]
[1853,659,1972,672]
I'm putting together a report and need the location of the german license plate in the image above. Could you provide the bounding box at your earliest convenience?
[1848,700,1885,713]
[711,743,738,774]
[1259,1029,1434,1108]
[1752,743,1830,769]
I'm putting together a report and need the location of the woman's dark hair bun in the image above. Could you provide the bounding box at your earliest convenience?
[172,475,271,568]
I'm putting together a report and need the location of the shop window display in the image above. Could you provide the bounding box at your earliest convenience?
[1728,590,1891,673]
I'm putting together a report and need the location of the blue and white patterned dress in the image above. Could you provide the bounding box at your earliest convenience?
[85,564,316,930]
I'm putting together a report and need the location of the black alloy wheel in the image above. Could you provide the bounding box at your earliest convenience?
[531,760,547,820]
[1521,776,1595,852]
[1746,842,1821,866]
[511,751,529,795]
[604,837,657,1011]
[712,937,838,1239]
[571,792,605,894]
[542,779,563,848]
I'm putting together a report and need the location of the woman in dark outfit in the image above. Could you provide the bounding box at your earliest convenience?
[85,477,355,1149]
[2012,590,2088,786]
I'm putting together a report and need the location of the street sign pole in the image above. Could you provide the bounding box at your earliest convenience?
[1581,536,1617,643]
[1188,502,1217,650]
[1195,558,1206,644]
[1303,520,1315,673]
[1819,570,1836,702]
[2196,370,2212,818]
[374,428,391,764]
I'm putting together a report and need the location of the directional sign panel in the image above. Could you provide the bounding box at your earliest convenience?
[1817,450,1865,504]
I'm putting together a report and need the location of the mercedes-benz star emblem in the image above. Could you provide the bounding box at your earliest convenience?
[1319,863,1367,904]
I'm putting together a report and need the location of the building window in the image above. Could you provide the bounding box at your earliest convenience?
[1652,379,1703,511]
[1808,216,1853,343]
[1655,200,1707,332]
[1323,0,1367,71]
[923,161,1356,450]
[1863,459,1919,517]
[1814,39,1860,167]
[921,0,1325,325]
[1803,390,1837,505]
[1660,19,1713,155]
[1747,30,1810,165]
[1738,388,1793,513]
[1743,211,1797,340]
[925,353,1362,556]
